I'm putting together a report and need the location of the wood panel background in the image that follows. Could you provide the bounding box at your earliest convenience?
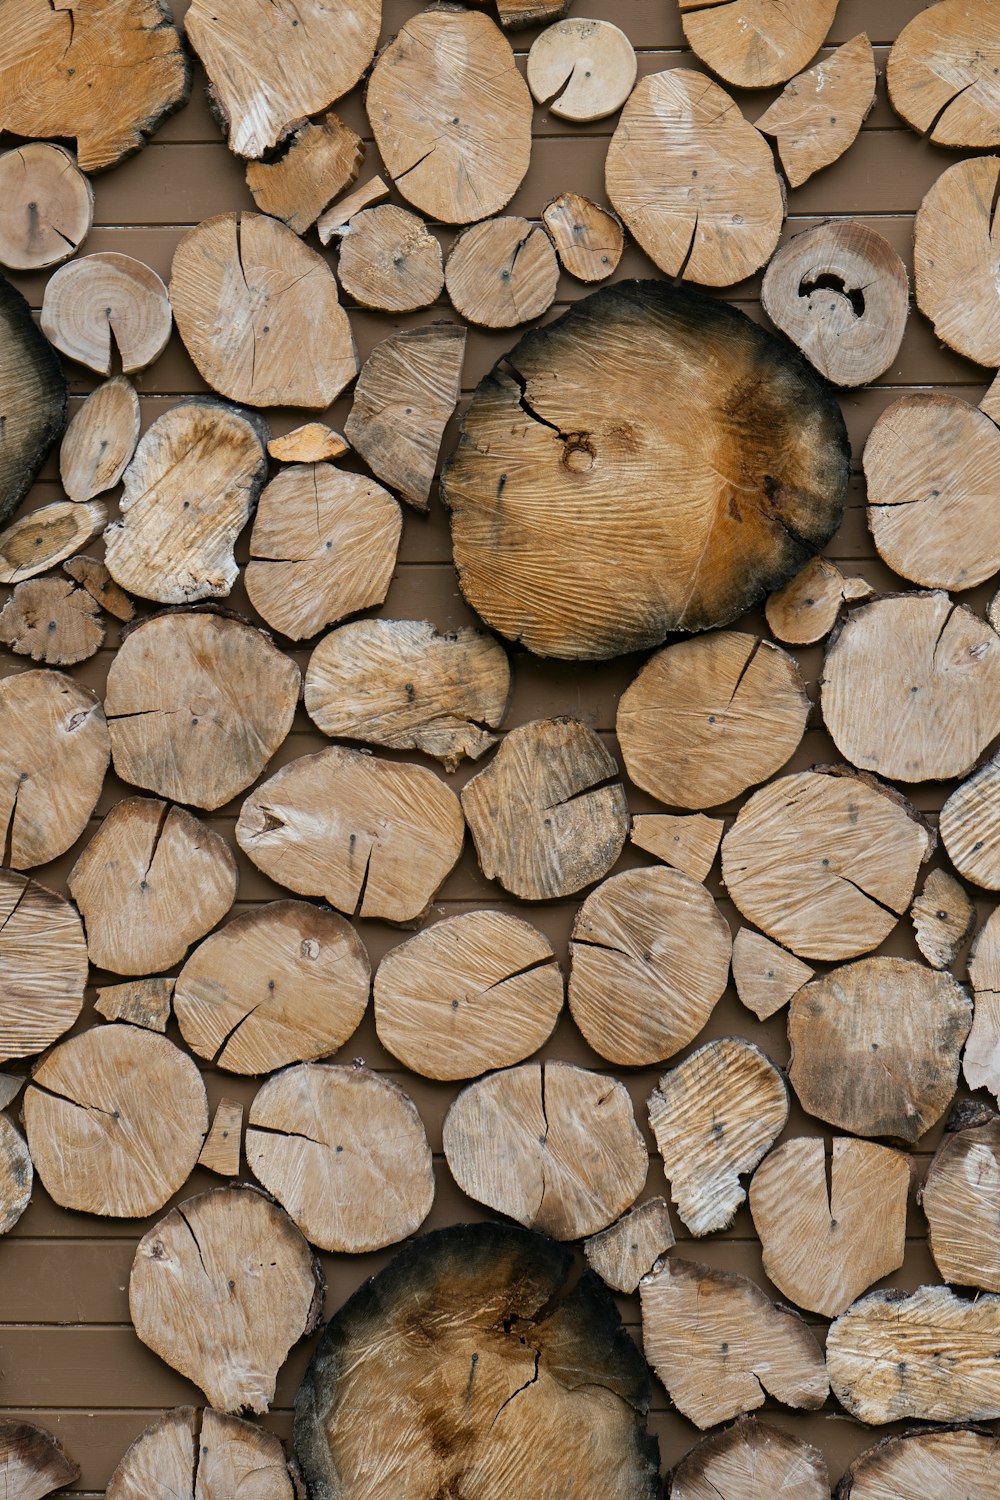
[1,0,997,1490]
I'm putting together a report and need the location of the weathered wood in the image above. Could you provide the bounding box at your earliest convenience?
[914,156,1000,370]
[647,1038,788,1236]
[583,1198,675,1294]
[374,910,562,1079]
[130,1184,323,1414]
[731,928,814,1020]
[23,1023,208,1216]
[345,323,466,512]
[41,252,171,375]
[941,752,1000,889]
[245,112,363,234]
[94,977,173,1033]
[965,908,1000,1099]
[765,556,872,645]
[62,556,135,621]
[236,745,465,923]
[247,1063,434,1252]
[0,577,104,665]
[0,500,105,584]
[527,19,636,121]
[670,1418,830,1500]
[446,216,559,328]
[629,813,723,882]
[442,283,848,658]
[910,867,976,967]
[105,1406,295,1500]
[268,424,348,464]
[922,1103,1000,1292]
[0,1113,32,1237]
[316,175,390,244]
[497,0,567,27]
[197,1100,242,1177]
[105,610,300,811]
[0,143,93,271]
[541,193,624,282]
[756,34,876,188]
[679,0,837,87]
[443,1061,647,1239]
[0,272,67,530]
[0,1420,79,1500]
[0,1074,25,1111]
[337,206,443,313]
[836,1428,1000,1499]
[888,0,1000,146]
[59,376,140,504]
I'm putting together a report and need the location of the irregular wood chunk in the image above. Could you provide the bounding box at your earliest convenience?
[914,157,1000,370]
[444,1062,647,1239]
[0,1420,79,1500]
[170,212,357,408]
[268,424,348,464]
[245,463,401,640]
[731,928,814,1020]
[497,0,567,27]
[337,206,443,313]
[0,272,67,530]
[922,1104,1000,1292]
[0,1114,31,1237]
[991,587,1000,631]
[443,283,848,658]
[606,72,784,286]
[345,323,466,511]
[941,752,1000,889]
[366,7,532,224]
[0,143,93,271]
[174,900,370,1074]
[60,376,140,503]
[106,1406,296,1500]
[766,556,872,645]
[828,1284,1000,1424]
[198,1099,242,1177]
[184,0,379,159]
[966,908,1000,1098]
[640,1258,828,1429]
[761,222,909,388]
[618,633,808,810]
[569,867,731,1066]
[630,814,723,882]
[911,867,976,967]
[24,1024,207,1217]
[647,1038,788,1235]
[236,746,464,924]
[294,1222,660,1500]
[41,253,171,375]
[679,0,837,88]
[756,35,876,188]
[106,610,300,810]
[0,577,104,665]
[62,556,135,620]
[527,19,636,122]
[836,1427,1000,1499]
[131,1184,323,1414]
[670,1417,830,1500]
[0,500,106,584]
[0,1074,25,1111]
[888,0,1000,147]
[542,194,624,282]
[245,112,363,234]
[95,977,174,1032]
[316,175,390,244]
[584,1199,675,1294]
[374,910,561,1079]
[305,618,509,769]
[445,217,559,328]
[461,718,629,900]
[69,795,238,974]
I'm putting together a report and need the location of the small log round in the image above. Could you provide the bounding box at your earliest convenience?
[756,34,877,188]
[245,112,363,235]
[0,500,106,584]
[731,929,813,1021]
[59,376,140,504]
[0,1114,32,1237]
[910,866,976,967]
[914,157,1000,369]
[0,577,104,665]
[922,1103,1000,1292]
[583,1198,675,1294]
[940,752,1000,890]
[0,143,93,271]
[670,1418,830,1500]
[836,1428,1000,1499]
[40,253,171,375]
[629,813,724,882]
[337,206,443,313]
[679,0,837,88]
[541,193,624,282]
[62,556,134,621]
[888,0,1000,146]
[445,217,559,329]
[965,907,1000,1099]
[95,977,173,1033]
[0,1420,79,1500]
[268,424,348,464]
[106,1406,295,1500]
[765,556,871,646]
[527,19,636,122]
[0,272,67,531]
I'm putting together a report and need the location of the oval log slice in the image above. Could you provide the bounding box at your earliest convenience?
[941,752,1000,889]
[337,206,443,313]
[0,578,104,666]
[910,866,976,967]
[527,19,636,121]
[0,272,67,530]
[755,34,877,188]
[106,1406,296,1500]
[445,217,559,329]
[836,1428,1000,1499]
[60,376,140,504]
[0,501,105,585]
[41,253,171,375]
[0,143,93,271]
[965,907,1000,1098]
[922,1102,1000,1293]
[914,156,1000,369]
[0,872,87,1064]
[678,0,837,88]
[269,424,348,465]
[888,0,1000,146]
[670,1417,830,1500]
[0,1420,79,1500]
[0,1114,31,1237]
[541,193,624,282]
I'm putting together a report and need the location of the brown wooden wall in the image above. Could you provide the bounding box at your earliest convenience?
[1,0,997,1491]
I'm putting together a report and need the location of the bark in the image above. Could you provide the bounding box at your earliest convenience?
[914,156,1000,369]
[62,556,135,620]
[910,866,976,966]
[337,205,443,313]
[445,217,559,328]
[0,143,93,271]
[888,0,1000,146]
[668,1417,830,1500]
[527,19,636,121]
[41,252,171,375]
[678,0,838,87]
[836,1428,1000,1499]
[0,1113,32,1237]
[922,1104,1000,1292]
[629,813,724,882]
[106,1407,295,1500]
[765,556,872,645]
[59,376,140,503]
[940,752,1000,889]
[245,113,363,234]
[268,425,348,464]
[0,1421,79,1500]
[0,871,87,1063]
[94,977,174,1032]
[316,176,390,243]
[756,34,877,187]
[198,1099,242,1176]
[583,1198,675,1294]
[731,928,814,1021]
[0,577,105,665]
[0,271,67,530]
[0,500,106,583]
[965,907,1000,1098]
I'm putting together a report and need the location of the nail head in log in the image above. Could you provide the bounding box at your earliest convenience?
[765,556,872,646]
[583,1198,675,1294]
[788,956,971,1142]
[442,283,848,658]
[731,929,814,1021]
[629,813,724,883]
[965,907,1000,1100]
[914,156,1000,369]
[41,252,171,376]
[294,1222,660,1500]
[106,1406,296,1500]
[445,217,560,329]
[941,752,1000,889]
[541,194,624,283]
[443,1061,647,1239]
[95,976,174,1032]
[0,273,67,530]
[0,143,93,271]
[669,1417,830,1500]
[922,1103,1000,1292]
[245,112,364,235]
[678,0,837,88]
[130,1184,324,1414]
[0,872,87,1064]
[0,500,106,584]
[756,34,877,188]
[0,1420,79,1500]
[337,206,443,314]
[60,376,140,504]
[836,1428,1000,1500]
[0,1114,32,1237]
[0,577,104,666]
[910,866,976,967]
[889,0,1000,147]
[527,19,636,122]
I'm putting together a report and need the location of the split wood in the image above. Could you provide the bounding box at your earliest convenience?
[629,813,724,883]
[245,112,363,234]
[542,194,624,282]
[106,1406,295,1500]
[583,1198,675,1294]
[756,34,877,187]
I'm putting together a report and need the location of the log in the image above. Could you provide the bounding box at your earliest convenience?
[68,795,238,974]
[749,1137,909,1317]
[170,212,357,408]
[0,143,93,271]
[787,956,972,1142]
[294,1222,659,1500]
[914,157,1000,369]
[373,909,562,1079]
[568,866,732,1066]
[0,500,106,584]
[965,907,1000,1098]
[245,462,401,640]
[910,866,976,967]
[761,221,909,387]
[460,717,629,900]
[130,1184,324,1414]
[731,928,814,1021]
[605,72,784,286]
[827,1284,1000,1424]
[40,252,171,375]
[639,1257,828,1430]
[583,1198,675,1294]
[23,1023,208,1216]
[174,899,370,1074]
[345,323,466,512]
[247,1062,434,1252]
[497,0,567,27]
[268,424,348,464]
[245,112,364,234]
[105,609,300,810]
[443,1061,647,1238]
[366,6,532,224]
[921,1102,1000,1292]
[62,555,135,620]
[198,1100,242,1177]
[541,193,624,282]
[445,216,559,328]
[304,618,510,769]
[617,632,809,810]
[629,814,723,882]
[647,1038,788,1236]
[106,1406,295,1500]
[0,872,87,1065]
[59,375,140,503]
[0,577,105,665]
[0,0,189,172]
[316,175,390,244]
[669,1418,830,1500]
[888,0,1000,146]
[0,1421,79,1500]
[756,34,876,188]
[442,283,848,658]
[94,977,174,1032]
[821,592,1000,782]
[941,752,1000,889]
[184,0,379,158]
[0,1113,32,1237]
[836,1428,1000,1499]
[765,556,872,646]
[526,19,636,121]
[337,205,443,313]
[0,271,67,531]
[0,1074,25,1111]
[678,0,837,88]
[236,745,465,924]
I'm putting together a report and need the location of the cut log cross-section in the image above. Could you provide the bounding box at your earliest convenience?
[542,194,624,282]
[0,873,88,1065]
[0,143,93,271]
[0,500,106,584]
[198,1100,242,1177]
[679,0,838,88]
[105,1407,296,1500]
[0,1113,32,1237]
[921,1102,1000,1292]
[910,867,976,967]
[245,112,363,233]
[670,1418,830,1500]
[756,34,877,188]
[914,156,1000,372]
[583,1199,675,1294]
[269,425,348,464]
[0,1420,79,1500]
[629,814,724,883]
[95,977,174,1033]
[731,929,814,1021]
[527,19,636,121]
[41,253,171,375]
[0,272,67,531]
[0,577,105,666]
[837,1428,1000,1499]
[337,206,443,314]
[889,0,1000,147]
[765,556,872,646]
[965,907,1000,1099]
[60,376,140,504]
[445,217,560,329]
[63,556,135,621]
[941,752,1000,889]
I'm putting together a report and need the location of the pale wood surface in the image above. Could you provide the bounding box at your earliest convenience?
[60,379,140,505]
[0,145,93,272]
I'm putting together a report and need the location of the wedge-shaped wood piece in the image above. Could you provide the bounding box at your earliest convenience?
[889,0,1000,146]
[0,577,104,665]
[171,213,357,408]
[606,72,784,286]
[569,867,732,1066]
[245,112,363,234]
[305,619,510,769]
[671,1417,830,1500]
[766,556,872,645]
[0,1420,79,1500]
[245,463,401,640]
[788,956,971,1142]
[105,398,268,605]
[640,1258,828,1430]
[828,1285,1000,1424]
[542,194,624,282]
[374,910,562,1079]
[60,376,140,503]
[461,718,629,900]
[0,1114,31,1237]
[198,1100,242,1177]
[106,1406,295,1500]
[63,556,135,620]
[443,284,848,657]
[338,206,443,313]
[0,873,86,1065]
[941,753,1000,889]
[965,908,1000,1098]
[497,0,567,27]
[366,7,532,224]
[679,0,836,87]
[24,1024,207,1217]
[0,143,93,271]
[528,19,636,121]
[184,0,379,158]
[911,867,976,967]
[345,323,466,512]
[722,769,931,961]
[922,1103,1000,1292]
[106,611,300,810]
[41,253,171,375]
[584,1199,675,1294]
[0,500,106,584]
[294,1222,660,1500]
[0,1075,25,1111]
[756,34,876,188]
[131,1185,323,1414]
[444,1062,647,1239]
[915,157,1000,369]
[316,175,390,243]
[446,216,559,328]
[248,1063,434,1252]
[68,795,238,974]
[836,1428,1000,1499]
[732,929,814,1020]
[237,746,464,924]
[0,273,67,531]
[95,977,173,1032]
[269,424,348,464]
[630,814,724,882]
[174,900,370,1074]
[647,1038,788,1236]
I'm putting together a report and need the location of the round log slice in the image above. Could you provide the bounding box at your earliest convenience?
[966,908,1000,1100]
[0,271,67,531]
[755,33,877,190]
[888,0,1000,147]
[445,216,559,328]
[40,252,171,375]
[60,376,140,504]
[106,1406,296,1500]
[0,143,93,271]
[914,156,1000,369]
[0,578,104,666]
[922,1104,1000,1292]
[0,1114,31,1237]
[0,1420,79,1500]
[678,0,837,88]
[836,1428,1000,1499]
[542,193,624,282]
[910,866,976,968]
[670,1417,829,1500]
[337,206,443,313]
[527,19,636,121]
[0,872,87,1064]
[940,752,1000,889]
[765,556,871,646]
[0,500,106,584]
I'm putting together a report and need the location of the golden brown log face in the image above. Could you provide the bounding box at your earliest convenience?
[60,377,140,504]
[670,1417,829,1500]
[106,1407,295,1500]
[245,113,363,235]
[268,424,349,465]
[756,34,877,189]
[0,274,67,530]
[0,1420,79,1500]
[442,282,849,659]
[678,0,837,88]
[541,193,624,282]
[914,156,1000,369]
[583,1198,675,1295]
[922,1105,1000,1293]
[836,1427,1000,1499]
[888,0,1000,147]
[0,144,93,272]
[0,1114,32,1237]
